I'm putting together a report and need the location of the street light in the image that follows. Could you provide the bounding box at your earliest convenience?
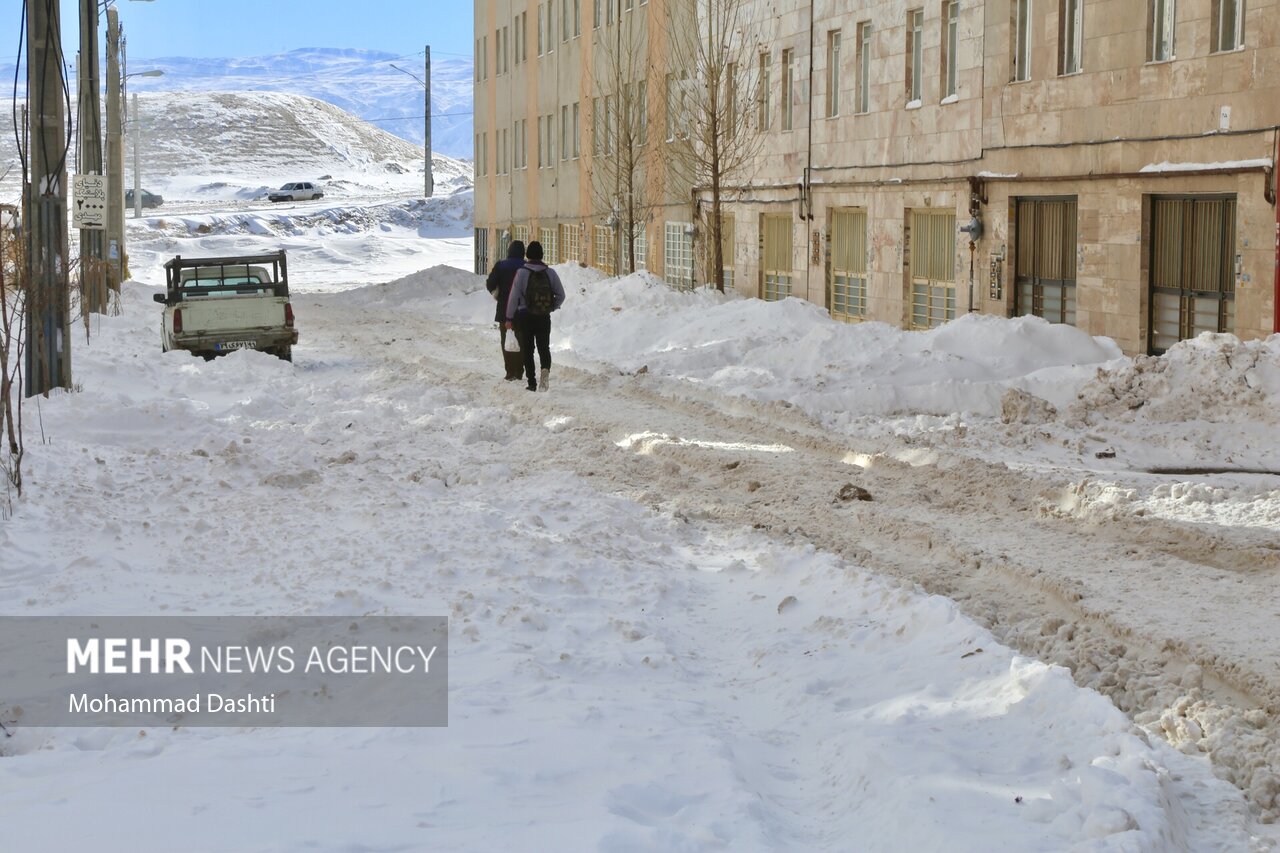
[390,56,434,199]
[124,69,163,218]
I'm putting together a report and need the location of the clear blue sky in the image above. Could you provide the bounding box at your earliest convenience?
[0,0,474,62]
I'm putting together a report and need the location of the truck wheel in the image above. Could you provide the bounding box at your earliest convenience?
[276,346,293,363]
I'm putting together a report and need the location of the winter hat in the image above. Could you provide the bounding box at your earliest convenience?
[527,241,544,261]
[507,239,526,259]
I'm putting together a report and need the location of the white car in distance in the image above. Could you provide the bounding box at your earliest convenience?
[268,181,324,202]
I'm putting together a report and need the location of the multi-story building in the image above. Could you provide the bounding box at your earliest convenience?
[474,0,1279,355]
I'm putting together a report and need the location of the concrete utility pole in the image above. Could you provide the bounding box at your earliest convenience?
[78,0,108,315]
[424,46,433,199]
[105,7,125,290]
[132,93,142,217]
[25,0,72,395]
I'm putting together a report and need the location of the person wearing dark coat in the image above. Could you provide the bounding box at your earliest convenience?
[504,241,566,392]
[486,239,527,381]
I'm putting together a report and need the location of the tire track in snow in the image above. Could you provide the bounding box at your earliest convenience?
[303,294,1280,823]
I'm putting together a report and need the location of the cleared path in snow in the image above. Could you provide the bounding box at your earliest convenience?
[304,290,1280,823]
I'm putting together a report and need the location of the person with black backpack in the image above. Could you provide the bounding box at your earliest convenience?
[505,240,565,392]
[485,239,527,382]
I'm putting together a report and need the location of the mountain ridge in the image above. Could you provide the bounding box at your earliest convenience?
[1,46,474,159]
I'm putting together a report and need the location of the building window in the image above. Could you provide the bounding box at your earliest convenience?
[1149,196,1237,354]
[780,48,795,130]
[514,224,531,246]
[593,97,602,154]
[636,80,647,145]
[474,227,490,275]
[572,102,580,157]
[606,94,616,155]
[629,228,646,270]
[475,40,481,81]
[942,1,958,99]
[830,208,868,321]
[908,210,957,328]
[724,64,737,132]
[664,222,694,288]
[665,75,679,141]
[1060,0,1083,74]
[560,223,581,263]
[856,22,872,113]
[575,0,581,36]
[1015,198,1078,325]
[594,224,617,274]
[607,0,616,26]
[594,0,602,28]
[562,0,570,41]
[1150,0,1175,61]
[537,4,545,55]
[540,227,558,264]
[536,117,544,167]
[482,36,489,80]
[907,9,923,104]
[561,106,569,160]
[757,53,771,131]
[826,32,841,118]
[1012,0,1031,81]
[1213,0,1243,52]
[718,215,735,290]
[544,113,554,166]
[546,0,555,51]
[762,214,793,301]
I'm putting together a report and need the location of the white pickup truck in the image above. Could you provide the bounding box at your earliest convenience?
[153,251,299,361]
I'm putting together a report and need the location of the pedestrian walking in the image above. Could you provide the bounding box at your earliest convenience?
[505,240,565,392]
[486,239,527,381]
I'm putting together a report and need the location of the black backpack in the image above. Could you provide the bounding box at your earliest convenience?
[525,266,555,316]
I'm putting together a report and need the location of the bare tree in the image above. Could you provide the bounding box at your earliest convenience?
[590,2,660,276]
[664,0,765,291]
[0,204,26,505]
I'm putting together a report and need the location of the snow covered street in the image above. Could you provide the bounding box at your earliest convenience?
[1,258,1277,849]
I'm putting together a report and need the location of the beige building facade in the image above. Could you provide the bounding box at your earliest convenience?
[475,0,1280,355]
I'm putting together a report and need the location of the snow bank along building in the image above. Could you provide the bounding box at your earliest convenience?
[473,0,1280,355]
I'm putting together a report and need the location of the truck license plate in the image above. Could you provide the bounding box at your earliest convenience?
[217,341,256,351]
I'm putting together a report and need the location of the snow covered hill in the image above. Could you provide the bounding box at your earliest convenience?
[125,90,470,202]
[0,90,472,207]
[0,47,474,157]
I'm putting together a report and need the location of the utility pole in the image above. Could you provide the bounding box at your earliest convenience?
[424,45,433,198]
[78,0,107,315]
[24,0,72,395]
[132,93,142,217]
[105,7,125,291]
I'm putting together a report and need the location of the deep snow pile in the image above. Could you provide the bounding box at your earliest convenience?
[536,270,1280,474]
[550,270,1124,420]
[332,262,486,309]
[1071,334,1280,425]
[0,284,1267,851]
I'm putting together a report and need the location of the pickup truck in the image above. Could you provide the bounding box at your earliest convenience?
[153,251,298,361]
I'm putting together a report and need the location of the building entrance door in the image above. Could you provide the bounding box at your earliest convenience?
[1014,198,1077,325]
[1149,196,1236,354]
